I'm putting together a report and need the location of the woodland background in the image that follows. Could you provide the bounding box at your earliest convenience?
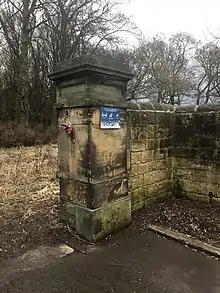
[1,0,220,146]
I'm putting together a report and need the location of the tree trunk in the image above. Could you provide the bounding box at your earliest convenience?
[19,0,31,125]
[204,84,211,104]
[15,94,21,123]
[196,93,201,105]
[170,94,175,105]
[204,91,210,104]
[157,92,162,103]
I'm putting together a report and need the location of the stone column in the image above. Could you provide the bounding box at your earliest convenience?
[49,55,134,242]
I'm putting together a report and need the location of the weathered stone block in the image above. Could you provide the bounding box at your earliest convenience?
[213,197,220,204]
[131,192,171,211]
[90,177,128,209]
[57,85,88,108]
[147,162,154,172]
[128,175,132,191]
[155,125,163,138]
[90,124,127,180]
[157,112,174,127]
[174,157,189,168]
[158,127,173,138]
[131,164,139,176]
[171,147,200,159]
[152,149,167,160]
[211,171,220,184]
[142,111,157,124]
[156,170,170,182]
[146,138,159,150]
[175,169,192,181]
[186,192,210,203]
[143,172,157,185]
[192,170,208,182]
[187,159,212,171]
[64,197,131,242]
[130,124,147,140]
[142,150,153,162]
[158,180,173,194]
[58,125,88,179]
[194,114,217,136]
[89,108,99,125]
[175,113,183,125]
[167,157,173,169]
[182,179,216,196]
[129,111,144,124]
[132,175,144,190]
[131,187,148,204]
[196,147,214,161]
[152,159,170,171]
[60,178,88,206]
[194,135,217,149]
[160,137,172,149]
[58,108,89,125]
[147,124,156,138]
[89,84,122,103]
[139,163,149,174]
[147,159,172,173]
[147,183,159,197]
[214,185,220,197]
[131,151,142,164]
[213,149,220,162]
[131,140,146,152]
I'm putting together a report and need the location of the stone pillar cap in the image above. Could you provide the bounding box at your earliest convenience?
[49,55,134,83]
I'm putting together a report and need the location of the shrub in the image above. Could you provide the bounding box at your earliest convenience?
[0,121,57,148]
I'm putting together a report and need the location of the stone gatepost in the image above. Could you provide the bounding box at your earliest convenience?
[49,55,134,242]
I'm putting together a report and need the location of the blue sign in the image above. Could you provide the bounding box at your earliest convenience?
[100,107,120,129]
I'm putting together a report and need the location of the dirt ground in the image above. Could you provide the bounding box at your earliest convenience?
[133,198,220,246]
[1,145,220,264]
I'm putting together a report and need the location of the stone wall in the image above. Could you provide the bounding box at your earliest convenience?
[57,102,220,217]
[173,104,220,203]
[127,102,174,210]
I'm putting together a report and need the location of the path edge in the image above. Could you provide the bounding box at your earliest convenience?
[148,224,220,258]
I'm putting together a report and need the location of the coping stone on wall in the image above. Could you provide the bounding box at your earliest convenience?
[127,101,174,112]
[128,102,220,113]
[127,101,175,125]
[175,103,220,113]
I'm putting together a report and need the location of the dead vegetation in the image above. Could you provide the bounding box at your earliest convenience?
[0,145,58,225]
[0,144,71,261]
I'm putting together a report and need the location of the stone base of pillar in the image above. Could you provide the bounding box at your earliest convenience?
[60,197,131,242]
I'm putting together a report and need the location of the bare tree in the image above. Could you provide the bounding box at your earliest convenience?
[0,0,47,123]
[0,0,137,125]
[40,0,137,62]
[122,33,196,104]
[195,43,220,104]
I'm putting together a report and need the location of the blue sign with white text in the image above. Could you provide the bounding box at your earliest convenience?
[100,107,120,129]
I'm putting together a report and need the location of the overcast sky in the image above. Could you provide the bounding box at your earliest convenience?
[124,0,220,42]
